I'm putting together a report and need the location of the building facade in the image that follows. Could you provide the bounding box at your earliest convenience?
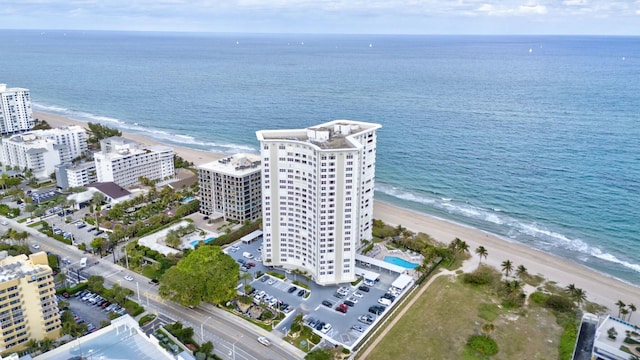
[198,153,262,222]
[94,137,174,188]
[592,315,640,360]
[0,252,61,352]
[55,162,97,189]
[0,84,34,135]
[31,125,88,164]
[256,120,381,285]
[0,134,61,179]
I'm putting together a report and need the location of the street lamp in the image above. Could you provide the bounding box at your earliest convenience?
[200,316,212,341]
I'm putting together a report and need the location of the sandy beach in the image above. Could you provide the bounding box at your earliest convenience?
[34,110,640,313]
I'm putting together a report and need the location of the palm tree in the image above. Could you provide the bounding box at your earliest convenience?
[572,288,587,307]
[616,300,626,318]
[475,246,488,268]
[621,308,630,321]
[501,259,514,277]
[627,304,636,322]
[515,265,528,278]
[565,283,577,295]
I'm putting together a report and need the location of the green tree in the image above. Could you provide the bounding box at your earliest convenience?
[91,237,106,255]
[87,275,105,293]
[572,288,587,307]
[475,246,488,268]
[515,264,528,278]
[627,303,636,322]
[616,300,626,318]
[159,246,239,307]
[501,259,514,277]
[165,230,181,249]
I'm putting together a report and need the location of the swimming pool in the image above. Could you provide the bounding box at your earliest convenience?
[383,256,419,269]
[190,237,215,247]
[181,196,195,204]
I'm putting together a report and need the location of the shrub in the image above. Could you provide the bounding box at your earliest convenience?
[545,295,575,313]
[467,335,499,355]
[463,267,497,286]
[529,291,550,305]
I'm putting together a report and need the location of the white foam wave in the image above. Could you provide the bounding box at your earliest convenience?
[34,102,256,153]
[376,184,640,274]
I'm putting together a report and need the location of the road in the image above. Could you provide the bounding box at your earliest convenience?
[2,216,305,360]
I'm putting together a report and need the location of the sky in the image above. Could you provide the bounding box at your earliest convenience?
[1,0,639,35]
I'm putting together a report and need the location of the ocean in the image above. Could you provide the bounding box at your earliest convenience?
[1,30,639,285]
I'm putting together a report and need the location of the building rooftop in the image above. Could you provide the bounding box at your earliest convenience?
[256,119,381,150]
[88,182,132,200]
[198,153,261,176]
[0,253,50,283]
[33,315,188,360]
[594,315,640,360]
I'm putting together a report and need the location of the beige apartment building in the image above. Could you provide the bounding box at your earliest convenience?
[0,252,61,352]
[198,153,262,222]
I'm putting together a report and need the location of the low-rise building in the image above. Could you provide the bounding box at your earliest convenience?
[198,153,262,222]
[55,161,97,189]
[592,315,640,360]
[94,137,174,187]
[0,252,61,352]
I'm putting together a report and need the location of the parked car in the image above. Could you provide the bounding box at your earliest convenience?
[368,306,385,315]
[358,286,371,292]
[321,323,332,334]
[335,306,347,313]
[344,300,356,307]
[358,314,375,324]
[297,289,306,297]
[322,300,333,308]
[288,286,297,293]
[260,275,269,283]
[351,324,366,333]
[267,278,277,285]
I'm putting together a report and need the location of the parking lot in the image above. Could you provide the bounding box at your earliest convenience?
[64,291,117,334]
[224,240,412,349]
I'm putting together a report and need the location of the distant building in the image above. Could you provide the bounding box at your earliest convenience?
[30,125,88,164]
[0,134,61,179]
[198,153,262,222]
[0,84,34,135]
[0,252,61,352]
[87,182,133,203]
[592,315,640,360]
[0,126,89,179]
[55,161,97,189]
[94,137,174,188]
[256,120,381,285]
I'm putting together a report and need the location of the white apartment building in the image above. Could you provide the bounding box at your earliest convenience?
[55,162,97,189]
[198,153,262,222]
[0,134,61,179]
[31,125,88,164]
[256,120,381,285]
[0,252,61,352]
[94,137,174,188]
[0,84,35,134]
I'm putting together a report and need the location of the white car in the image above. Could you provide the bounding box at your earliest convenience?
[321,323,332,334]
[124,275,134,281]
[353,292,364,298]
[267,278,277,285]
[346,296,359,303]
[257,336,271,346]
[32,243,40,249]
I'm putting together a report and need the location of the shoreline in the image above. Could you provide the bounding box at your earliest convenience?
[34,110,640,313]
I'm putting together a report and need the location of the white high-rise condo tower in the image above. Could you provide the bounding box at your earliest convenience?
[0,84,35,134]
[256,120,381,285]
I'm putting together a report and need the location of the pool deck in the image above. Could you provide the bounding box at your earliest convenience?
[373,245,424,278]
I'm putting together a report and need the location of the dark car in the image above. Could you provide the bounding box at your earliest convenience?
[369,306,385,315]
[247,262,256,268]
[382,293,396,301]
[322,300,333,307]
[344,300,355,307]
[287,286,297,294]
[237,258,246,264]
[297,289,306,297]
[315,322,325,331]
[148,279,159,286]
[358,286,371,292]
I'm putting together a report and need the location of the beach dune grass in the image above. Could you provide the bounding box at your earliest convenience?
[364,275,562,360]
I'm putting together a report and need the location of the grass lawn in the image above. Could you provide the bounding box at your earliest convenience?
[364,275,563,360]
